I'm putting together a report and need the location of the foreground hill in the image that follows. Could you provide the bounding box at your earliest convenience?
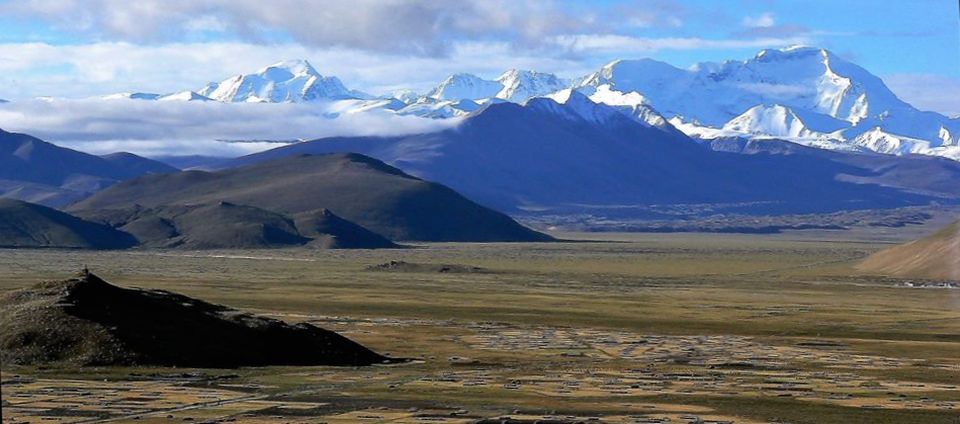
[70,153,551,242]
[0,272,390,367]
[0,198,136,249]
[0,129,177,207]
[222,94,957,216]
[858,220,960,280]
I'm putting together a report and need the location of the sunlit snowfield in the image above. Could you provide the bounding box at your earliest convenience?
[2,228,959,424]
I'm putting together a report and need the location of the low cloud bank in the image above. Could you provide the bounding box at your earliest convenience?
[0,99,458,157]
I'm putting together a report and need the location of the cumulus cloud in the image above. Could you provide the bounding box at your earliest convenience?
[0,0,612,56]
[0,98,458,157]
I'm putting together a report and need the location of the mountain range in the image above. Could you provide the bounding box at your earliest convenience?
[212,92,960,217]
[73,46,959,162]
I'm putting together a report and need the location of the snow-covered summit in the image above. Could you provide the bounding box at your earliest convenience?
[198,59,366,103]
[427,73,502,101]
[495,70,569,102]
[425,70,568,103]
[722,104,821,138]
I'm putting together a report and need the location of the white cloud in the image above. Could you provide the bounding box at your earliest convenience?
[0,0,608,55]
[0,98,458,157]
[549,34,809,55]
[742,12,776,28]
[0,41,596,99]
[884,73,960,116]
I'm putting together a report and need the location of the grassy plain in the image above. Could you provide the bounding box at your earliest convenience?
[2,228,959,423]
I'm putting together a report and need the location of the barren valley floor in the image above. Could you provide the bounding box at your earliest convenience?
[2,229,959,423]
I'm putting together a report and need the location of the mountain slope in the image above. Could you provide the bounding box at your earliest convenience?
[69,153,551,242]
[0,198,136,249]
[0,271,390,366]
[1,130,177,207]
[857,220,960,280]
[218,94,953,216]
[100,152,180,175]
[702,137,960,199]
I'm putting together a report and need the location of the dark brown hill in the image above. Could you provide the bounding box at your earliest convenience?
[0,198,136,249]
[0,272,391,367]
[75,203,398,249]
[70,153,551,242]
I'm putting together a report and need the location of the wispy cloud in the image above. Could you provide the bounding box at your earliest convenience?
[884,73,960,117]
[0,99,458,156]
[742,12,775,29]
[549,34,810,55]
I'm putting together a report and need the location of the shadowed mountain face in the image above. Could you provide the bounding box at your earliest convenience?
[0,272,390,367]
[70,153,552,242]
[858,220,960,280]
[0,198,136,249]
[0,129,177,207]
[704,137,960,199]
[219,99,958,216]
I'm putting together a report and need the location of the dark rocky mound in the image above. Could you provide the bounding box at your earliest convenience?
[0,271,391,367]
[857,219,960,280]
[366,260,486,273]
[0,198,136,249]
[294,209,398,249]
[75,203,398,250]
[69,153,553,242]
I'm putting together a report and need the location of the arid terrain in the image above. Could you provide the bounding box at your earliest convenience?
[2,223,959,424]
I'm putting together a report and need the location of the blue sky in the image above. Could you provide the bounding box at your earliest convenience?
[0,0,958,114]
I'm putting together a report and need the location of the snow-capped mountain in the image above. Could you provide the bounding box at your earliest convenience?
[722,104,823,139]
[425,70,569,104]
[67,48,960,161]
[397,97,482,119]
[427,74,502,101]
[216,94,960,216]
[495,70,569,102]
[198,59,367,103]
[388,89,420,104]
[545,86,677,133]
[574,46,960,160]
